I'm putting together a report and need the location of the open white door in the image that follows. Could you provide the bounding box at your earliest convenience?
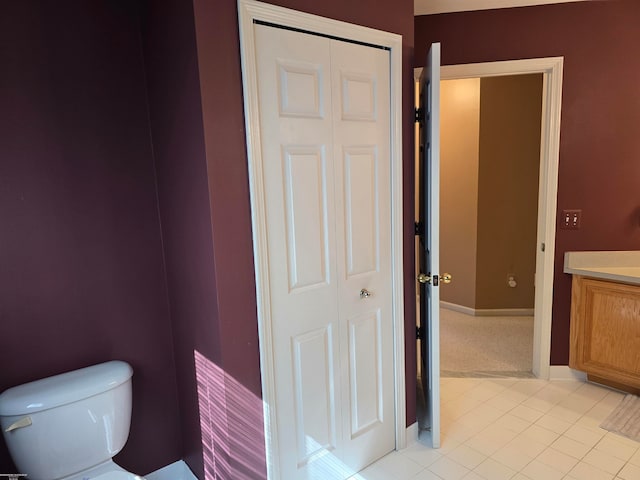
[417,43,441,449]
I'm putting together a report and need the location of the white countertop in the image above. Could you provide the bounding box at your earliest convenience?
[564,251,640,285]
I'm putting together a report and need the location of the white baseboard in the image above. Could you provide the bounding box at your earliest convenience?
[146,460,197,480]
[405,421,419,446]
[549,365,587,381]
[440,301,476,316]
[441,301,534,317]
[475,308,534,317]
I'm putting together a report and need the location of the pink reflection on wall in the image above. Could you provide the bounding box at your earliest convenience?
[195,350,267,480]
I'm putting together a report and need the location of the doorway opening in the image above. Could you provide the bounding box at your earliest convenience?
[414,57,563,430]
[439,73,542,377]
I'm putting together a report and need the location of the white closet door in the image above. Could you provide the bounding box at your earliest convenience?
[255,24,393,480]
[330,40,394,468]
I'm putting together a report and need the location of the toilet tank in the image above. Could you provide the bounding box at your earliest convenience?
[0,361,133,480]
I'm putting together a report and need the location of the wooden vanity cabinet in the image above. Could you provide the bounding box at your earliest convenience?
[569,275,640,393]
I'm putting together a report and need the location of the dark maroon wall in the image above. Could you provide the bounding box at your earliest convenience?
[140,0,221,475]
[192,0,416,438]
[0,1,181,474]
[415,0,640,365]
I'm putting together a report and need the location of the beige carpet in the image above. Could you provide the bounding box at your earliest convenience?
[601,394,640,442]
[440,308,534,377]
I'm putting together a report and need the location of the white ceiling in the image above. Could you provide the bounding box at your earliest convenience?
[415,0,590,15]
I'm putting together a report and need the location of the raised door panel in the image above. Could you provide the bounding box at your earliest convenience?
[341,72,377,122]
[348,311,383,438]
[282,146,330,292]
[586,283,640,374]
[277,60,324,118]
[343,146,379,278]
[292,326,337,466]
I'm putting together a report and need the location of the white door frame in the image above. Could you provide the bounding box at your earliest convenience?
[415,57,563,380]
[238,1,406,478]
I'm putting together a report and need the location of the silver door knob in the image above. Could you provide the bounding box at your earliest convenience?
[360,289,372,299]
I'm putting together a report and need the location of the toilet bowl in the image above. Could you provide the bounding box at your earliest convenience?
[0,361,145,480]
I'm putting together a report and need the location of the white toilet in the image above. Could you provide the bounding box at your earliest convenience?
[0,360,145,480]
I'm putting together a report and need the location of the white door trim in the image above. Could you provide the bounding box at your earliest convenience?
[415,56,563,380]
[238,1,406,478]
[414,0,591,16]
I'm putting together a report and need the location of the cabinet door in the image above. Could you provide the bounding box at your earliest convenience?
[570,276,640,388]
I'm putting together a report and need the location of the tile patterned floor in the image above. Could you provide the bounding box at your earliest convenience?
[350,378,640,480]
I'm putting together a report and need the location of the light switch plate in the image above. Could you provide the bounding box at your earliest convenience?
[561,209,581,229]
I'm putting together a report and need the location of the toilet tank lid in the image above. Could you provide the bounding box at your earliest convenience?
[0,361,133,416]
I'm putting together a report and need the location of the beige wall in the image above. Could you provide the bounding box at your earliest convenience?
[439,78,481,308]
[439,74,542,311]
[475,74,543,309]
